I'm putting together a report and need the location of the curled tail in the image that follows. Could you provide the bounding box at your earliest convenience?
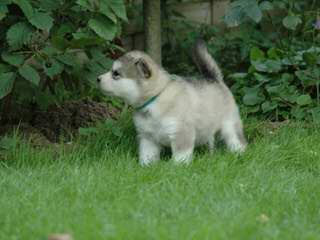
[192,39,223,83]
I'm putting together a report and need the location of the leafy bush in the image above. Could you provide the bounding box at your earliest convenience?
[163,0,320,121]
[0,0,127,111]
[223,0,320,121]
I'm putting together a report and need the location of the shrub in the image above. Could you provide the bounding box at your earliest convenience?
[0,0,127,111]
[162,0,320,121]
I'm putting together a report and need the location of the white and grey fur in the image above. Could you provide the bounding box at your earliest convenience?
[98,39,247,166]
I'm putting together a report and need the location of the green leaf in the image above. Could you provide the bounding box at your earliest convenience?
[29,11,54,32]
[224,0,261,27]
[282,15,302,30]
[18,64,40,86]
[252,60,282,73]
[0,72,15,99]
[79,127,99,136]
[37,0,61,11]
[243,88,265,106]
[291,107,306,120]
[259,1,274,11]
[254,73,270,82]
[109,0,127,21]
[76,0,94,11]
[12,0,53,31]
[44,59,64,79]
[229,73,248,79]
[281,73,294,83]
[6,22,33,50]
[250,47,265,62]
[99,1,117,22]
[0,136,17,150]
[88,16,117,40]
[262,101,277,113]
[303,52,318,66]
[295,70,314,86]
[0,4,9,21]
[1,52,24,66]
[296,94,312,106]
[56,53,78,66]
[267,48,280,59]
[13,0,34,18]
[266,85,282,95]
[246,1,262,23]
[0,63,12,73]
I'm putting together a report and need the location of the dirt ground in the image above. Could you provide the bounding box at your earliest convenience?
[0,100,119,143]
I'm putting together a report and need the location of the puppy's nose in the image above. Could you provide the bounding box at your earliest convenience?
[97,76,101,83]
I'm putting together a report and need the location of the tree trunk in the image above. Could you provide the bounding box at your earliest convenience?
[143,0,162,65]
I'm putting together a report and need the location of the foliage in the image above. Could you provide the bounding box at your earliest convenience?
[222,0,320,121]
[163,0,320,121]
[0,0,127,110]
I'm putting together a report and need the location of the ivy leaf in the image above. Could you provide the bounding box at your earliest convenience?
[262,101,277,113]
[0,63,12,73]
[12,0,53,31]
[88,16,117,40]
[0,72,15,99]
[99,1,117,23]
[250,47,265,62]
[303,52,318,66]
[291,107,306,120]
[0,3,9,21]
[224,0,261,27]
[259,1,274,11]
[246,1,262,23]
[1,52,24,66]
[224,0,246,27]
[243,88,265,106]
[76,0,94,11]
[79,127,99,136]
[267,48,280,59]
[282,15,302,30]
[109,0,127,21]
[37,0,61,11]
[29,11,54,32]
[296,94,312,106]
[252,60,282,73]
[12,0,34,18]
[44,59,64,79]
[254,73,270,83]
[6,22,33,50]
[229,73,248,79]
[56,53,78,66]
[18,64,40,86]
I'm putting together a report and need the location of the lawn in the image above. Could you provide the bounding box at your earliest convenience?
[1,118,320,240]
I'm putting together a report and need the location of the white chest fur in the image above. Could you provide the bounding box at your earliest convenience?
[134,111,177,146]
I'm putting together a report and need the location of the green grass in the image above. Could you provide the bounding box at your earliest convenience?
[1,118,320,240]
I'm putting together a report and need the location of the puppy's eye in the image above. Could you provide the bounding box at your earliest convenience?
[112,71,121,80]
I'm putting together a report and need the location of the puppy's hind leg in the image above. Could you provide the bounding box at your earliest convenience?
[139,137,161,166]
[221,119,247,153]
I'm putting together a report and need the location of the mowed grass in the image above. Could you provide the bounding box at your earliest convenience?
[1,117,320,240]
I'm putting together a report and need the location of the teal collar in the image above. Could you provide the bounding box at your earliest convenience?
[135,93,161,111]
[135,75,177,111]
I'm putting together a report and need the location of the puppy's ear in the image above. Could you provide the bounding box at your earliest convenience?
[135,58,152,79]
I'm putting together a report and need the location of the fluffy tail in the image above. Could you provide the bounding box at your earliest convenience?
[192,39,223,83]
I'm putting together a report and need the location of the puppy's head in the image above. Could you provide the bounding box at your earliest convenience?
[97,51,158,106]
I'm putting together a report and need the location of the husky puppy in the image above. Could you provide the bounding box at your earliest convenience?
[98,40,247,166]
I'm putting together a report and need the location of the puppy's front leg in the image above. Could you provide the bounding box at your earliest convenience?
[171,128,195,164]
[139,137,161,166]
